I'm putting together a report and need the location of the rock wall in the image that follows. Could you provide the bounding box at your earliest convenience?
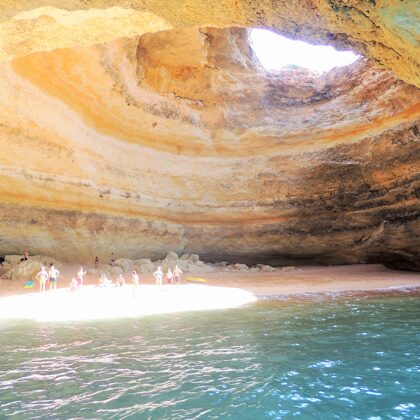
[0,1,419,87]
[0,26,418,269]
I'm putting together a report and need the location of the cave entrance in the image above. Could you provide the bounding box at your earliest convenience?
[249,28,359,73]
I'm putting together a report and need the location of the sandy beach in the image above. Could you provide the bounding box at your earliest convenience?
[1,263,419,298]
[0,263,419,322]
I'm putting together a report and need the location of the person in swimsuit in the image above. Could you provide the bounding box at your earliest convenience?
[173,265,183,284]
[98,273,106,287]
[153,266,163,286]
[36,266,48,293]
[110,253,115,267]
[166,268,173,285]
[99,273,112,287]
[94,256,99,269]
[117,274,125,287]
[48,265,60,290]
[70,277,78,291]
[132,270,139,295]
[20,250,29,263]
[77,267,87,287]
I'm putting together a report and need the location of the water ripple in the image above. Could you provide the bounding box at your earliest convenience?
[0,296,419,418]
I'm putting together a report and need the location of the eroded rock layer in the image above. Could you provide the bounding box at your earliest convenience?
[0,27,419,269]
[0,1,419,87]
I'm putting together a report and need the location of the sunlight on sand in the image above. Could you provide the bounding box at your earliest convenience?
[0,285,257,322]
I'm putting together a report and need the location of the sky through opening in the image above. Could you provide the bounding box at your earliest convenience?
[250,29,359,73]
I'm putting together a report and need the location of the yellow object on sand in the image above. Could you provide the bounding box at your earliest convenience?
[186,277,206,283]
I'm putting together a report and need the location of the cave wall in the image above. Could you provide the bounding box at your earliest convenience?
[0,1,419,87]
[0,26,418,268]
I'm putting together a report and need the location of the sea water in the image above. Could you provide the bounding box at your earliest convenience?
[0,292,419,419]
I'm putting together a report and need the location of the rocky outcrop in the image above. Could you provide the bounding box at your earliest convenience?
[1,255,63,281]
[81,252,289,277]
[0,22,418,269]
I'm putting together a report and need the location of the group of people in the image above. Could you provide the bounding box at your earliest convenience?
[35,265,60,292]
[94,265,184,290]
[34,262,184,293]
[27,249,185,293]
[152,265,183,285]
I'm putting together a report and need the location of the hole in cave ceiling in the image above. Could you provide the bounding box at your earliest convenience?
[250,28,360,74]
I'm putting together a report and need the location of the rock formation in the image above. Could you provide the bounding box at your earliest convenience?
[0,1,418,87]
[0,4,418,270]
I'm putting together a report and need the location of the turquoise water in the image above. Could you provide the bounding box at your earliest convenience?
[0,292,419,419]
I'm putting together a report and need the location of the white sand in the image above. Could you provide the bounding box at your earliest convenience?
[0,284,257,322]
[1,264,419,322]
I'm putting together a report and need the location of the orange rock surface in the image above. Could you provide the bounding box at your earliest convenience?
[0,6,418,269]
[0,1,419,87]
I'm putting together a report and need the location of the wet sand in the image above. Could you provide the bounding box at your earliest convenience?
[1,264,419,298]
[202,264,420,296]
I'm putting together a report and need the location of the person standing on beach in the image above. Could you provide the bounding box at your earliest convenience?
[153,266,163,286]
[48,265,60,290]
[94,256,99,269]
[110,253,115,267]
[132,270,139,295]
[173,265,183,284]
[77,267,87,287]
[117,274,125,287]
[166,268,173,284]
[36,266,48,293]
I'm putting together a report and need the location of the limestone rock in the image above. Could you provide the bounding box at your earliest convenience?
[1,261,13,272]
[2,260,42,281]
[0,23,417,271]
[109,266,123,276]
[4,255,23,266]
[3,255,63,271]
[188,255,200,263]
[133,258,154,273]
[282,266,296,272]
[0,1,418,86]
[232,263,250,271]
[258,265,277,273]
[184,263,215,274]
[115,258,134,273]
[163,252,179,263]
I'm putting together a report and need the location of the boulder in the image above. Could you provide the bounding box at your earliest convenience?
[26,255,63,269]
[4,255,23,266]
[189,254,200,263]
[2,260,42,281]
[175,260,189,271]
[282,266,296,272]
[213,261,228,267]
[185,263,215,274]
[109,266,123,276]
[133,258,154,274]
[257,264,277,272]
[115,258,133,273]
[153,260,163,270]
[233,263,249,271]
[163,251,179,262]
[1,261,13,272]
[195,260,206,267]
